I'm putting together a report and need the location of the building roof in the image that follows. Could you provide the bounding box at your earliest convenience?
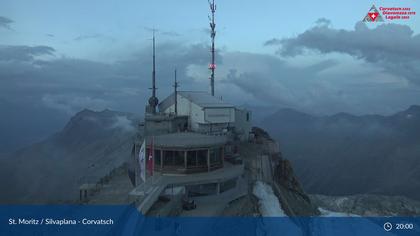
[146,132,227,149]
[159,91,234,111]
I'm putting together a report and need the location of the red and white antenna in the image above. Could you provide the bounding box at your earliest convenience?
[208,0,216,96]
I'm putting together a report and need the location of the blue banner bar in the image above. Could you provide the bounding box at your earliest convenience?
[0,205,419,236]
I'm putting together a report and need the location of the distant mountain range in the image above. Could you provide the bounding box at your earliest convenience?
[260,105,420,201]
[0,109,140,204]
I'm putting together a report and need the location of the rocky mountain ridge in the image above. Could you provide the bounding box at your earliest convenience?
[0,109,140,203]
[260,105,420,200]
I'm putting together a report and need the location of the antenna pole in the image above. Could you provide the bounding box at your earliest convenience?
[152,30,156,99]
[208,0,216,96]
[173,69,179,115]
[148,29,159,114]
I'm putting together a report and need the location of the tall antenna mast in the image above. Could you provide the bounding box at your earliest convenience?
[152,30,156,99]
[173,69,179,115]
[208,0,216,96]
[148,29,159,114]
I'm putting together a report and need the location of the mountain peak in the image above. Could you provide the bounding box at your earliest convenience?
[76,108,95,115]
[75,108,115,118]
[407,105,420,113]
[61,109,140,139]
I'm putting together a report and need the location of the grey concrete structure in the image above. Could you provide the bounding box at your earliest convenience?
[233,108,252,141]
[130,162,246,214]
[144,113,188,137]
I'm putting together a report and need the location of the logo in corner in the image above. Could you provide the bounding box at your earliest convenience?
[363,5,384,22]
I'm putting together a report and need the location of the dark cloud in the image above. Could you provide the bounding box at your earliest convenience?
[265,21,420,84]
[0,16,13,30]
[217,48,420,116]
[314,18,331,26]
[2,36,420,153]
[0,41,216,117]
[221,52,345,113]
[1,39,418,118]
[0,45,55,61]
[264,38,281,46]
[0,41,220,152]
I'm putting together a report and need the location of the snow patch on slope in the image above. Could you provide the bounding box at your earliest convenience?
[253,181,285,217]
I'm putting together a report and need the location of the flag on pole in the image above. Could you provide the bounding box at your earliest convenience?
[148,136,154,176]
[138,140,146,182]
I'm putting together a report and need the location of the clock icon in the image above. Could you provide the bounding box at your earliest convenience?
[384,222,393,232]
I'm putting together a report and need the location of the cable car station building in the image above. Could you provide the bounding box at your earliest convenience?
[132,88,252,214]
[129,12,252,214]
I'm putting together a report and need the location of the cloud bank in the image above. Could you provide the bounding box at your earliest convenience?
[0,16,13,30]
[265,22,420,85]
[1,20,420,152]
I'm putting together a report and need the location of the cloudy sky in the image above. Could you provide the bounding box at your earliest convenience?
[1,0,420,152]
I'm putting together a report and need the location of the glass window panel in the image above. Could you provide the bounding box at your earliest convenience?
[197,150,208,166]
[174,151,184,166]
[187,151,197,166]
[163,150,174,165]
[154,149,161,166]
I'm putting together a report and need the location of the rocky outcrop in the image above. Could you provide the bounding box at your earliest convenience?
[251,127,320,216]
[273,159,320,216]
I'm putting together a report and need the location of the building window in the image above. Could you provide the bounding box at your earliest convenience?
[162,150,184,166]
[197,149,208,166]
[163,150,174,166]
[187,151,197,166]
[209,148,216,164]
[174,151,184,166]
[246,112,250,121]
[154,149,161,166]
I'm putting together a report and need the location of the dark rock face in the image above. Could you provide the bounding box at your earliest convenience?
[252,127,320,216]
[275,160,306,199]
[252,127,273,142]
[273,159,320,216]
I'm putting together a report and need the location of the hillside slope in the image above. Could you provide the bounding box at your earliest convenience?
[0,109,140,204]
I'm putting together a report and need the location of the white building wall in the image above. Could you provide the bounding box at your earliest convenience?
[163,94,205,130]
[204,108,235,123]
[163,94,235,132]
